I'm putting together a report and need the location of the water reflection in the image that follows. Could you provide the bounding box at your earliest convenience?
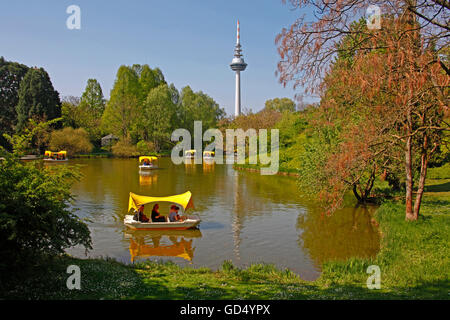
[139,172,158,186]
[297,204,380,267]
[125,229,202,263]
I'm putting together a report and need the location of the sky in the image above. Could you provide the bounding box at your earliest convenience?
[0,0,316,115]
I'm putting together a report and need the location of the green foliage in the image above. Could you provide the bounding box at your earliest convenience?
[0,57,29,147]
[101,65,141,139]
[0,132,92,273]
[111,138,139,157]
[264,97,296,113]
[137,83,177,151]
[179,86,225,134]
[136,140,155,155]
[76,79,106,144]
[15,67,61,132]
[49,127,93,156]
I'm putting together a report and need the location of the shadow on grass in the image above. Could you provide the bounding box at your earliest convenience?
[424,181,450,193]
[1,256,448,300]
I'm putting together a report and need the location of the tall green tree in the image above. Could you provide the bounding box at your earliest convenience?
[77,79,106,144]
[101,66,141,139]
[179,86,225,134]
[0,57,29,147]
[139,83,177,151]
[15,67,61,132]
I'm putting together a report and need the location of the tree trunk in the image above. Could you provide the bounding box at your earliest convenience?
[405,134,415,220]
[413,134,429,219]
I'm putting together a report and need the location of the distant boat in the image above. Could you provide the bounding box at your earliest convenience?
[184,149,196,159]
[43,151,68,162]
[139,156,158,170]
[203,151,215,161]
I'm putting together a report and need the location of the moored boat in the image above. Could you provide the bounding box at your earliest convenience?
[43,151,68,161]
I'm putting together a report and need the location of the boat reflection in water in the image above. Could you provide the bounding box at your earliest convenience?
[202,160,215,173]
[125,229,202,263]
[139,171,158,186]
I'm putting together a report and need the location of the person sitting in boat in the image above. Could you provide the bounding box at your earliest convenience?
[143,159,150,165]
[169,205,186,222]
[151,204,166,222]
[134,205,149,222]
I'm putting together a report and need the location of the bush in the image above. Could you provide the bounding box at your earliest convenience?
[136,140,155,155]
[0,151,92,274]
[49,127,93,156]
[111,138,139,157]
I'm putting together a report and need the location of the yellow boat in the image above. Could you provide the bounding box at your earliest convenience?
[203,150,215,160]
[43,151,68,162]
[184,149,196,159]
[139,156,158,170]
[124,191,201,230]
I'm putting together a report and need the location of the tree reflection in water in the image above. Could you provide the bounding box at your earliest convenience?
[297,204,380,268]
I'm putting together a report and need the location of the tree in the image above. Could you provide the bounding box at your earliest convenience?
[15,67,61,132]
[101,66,141,139]
[49,127,93,156]
[179,86,225,135]
[276,0,450,92]
[61,96,81,128]
[0,57,29,147]
[139,84,177,151]
[77,79,106,144]
[264,98,296,112]
[301,16,449,219]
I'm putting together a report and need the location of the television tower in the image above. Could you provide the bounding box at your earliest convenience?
[230,20,247,117]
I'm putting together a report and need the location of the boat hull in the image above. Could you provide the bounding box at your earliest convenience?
[124,215,200,230]
[139,164,157,170]
[43,158,68,162]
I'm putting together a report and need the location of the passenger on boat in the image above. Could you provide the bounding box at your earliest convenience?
[134,205,149,222]
[151,204,166,222]
[169,205,186,222]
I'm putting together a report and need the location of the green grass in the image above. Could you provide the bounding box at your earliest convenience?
[1,168,449,300]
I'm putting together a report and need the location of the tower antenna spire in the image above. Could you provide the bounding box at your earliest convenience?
[230,20,247,117]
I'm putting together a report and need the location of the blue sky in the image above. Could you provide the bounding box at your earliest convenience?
[0,0,315,115]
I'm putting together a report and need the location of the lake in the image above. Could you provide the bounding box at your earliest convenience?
[64,158,380,281]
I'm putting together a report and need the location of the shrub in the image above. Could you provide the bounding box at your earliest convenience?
[0,150,92,274]
[136,140,155,155]
[111,138,139,157]
[49,127,93,156]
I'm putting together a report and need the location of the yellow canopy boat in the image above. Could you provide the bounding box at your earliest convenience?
[203,151,214,158]
[43,150,68,161]
[124,191,201,230]
[139,156,158,170]
[184,149,196,159]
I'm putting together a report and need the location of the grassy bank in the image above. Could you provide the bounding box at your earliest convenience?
[1,172,448,300]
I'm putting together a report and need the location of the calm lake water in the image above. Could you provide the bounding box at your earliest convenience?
[64,158,380,281]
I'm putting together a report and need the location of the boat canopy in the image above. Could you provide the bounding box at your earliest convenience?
[139,156,157,162]
[185,150,196,154]
[203,151,214,156]
[128,191,194,213]
[45,151,67,156]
